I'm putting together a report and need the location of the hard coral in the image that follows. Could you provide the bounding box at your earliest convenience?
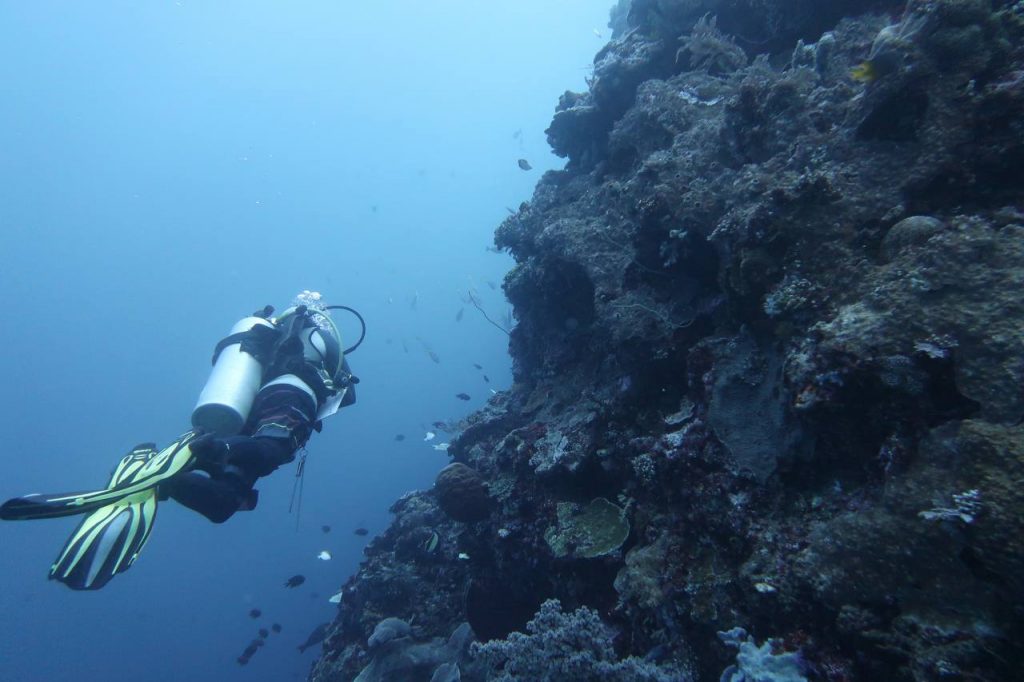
[434,463,492,523]
[544,497,630,559]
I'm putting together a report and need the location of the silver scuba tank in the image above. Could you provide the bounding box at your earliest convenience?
[191,316,276,436]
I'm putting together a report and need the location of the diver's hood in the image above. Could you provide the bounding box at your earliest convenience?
[274,305,345,385]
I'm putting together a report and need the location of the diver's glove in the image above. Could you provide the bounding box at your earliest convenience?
[189,433,294,479]
[221,436,295,478]
[188,433,231,476]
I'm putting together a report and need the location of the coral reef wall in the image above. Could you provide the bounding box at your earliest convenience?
[313,1,1024,680]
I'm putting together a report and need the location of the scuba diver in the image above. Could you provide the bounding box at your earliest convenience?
[0,291,363,590]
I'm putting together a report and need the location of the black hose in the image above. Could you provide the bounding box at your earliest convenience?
[325,305,366,354]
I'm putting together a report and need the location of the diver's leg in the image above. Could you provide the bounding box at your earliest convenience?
[162,472,257,524]
[164,378,317,523]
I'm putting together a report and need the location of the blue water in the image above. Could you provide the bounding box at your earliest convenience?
[0,2,610,679]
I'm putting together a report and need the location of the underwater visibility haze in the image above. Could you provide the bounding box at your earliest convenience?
[4,1,1024,681]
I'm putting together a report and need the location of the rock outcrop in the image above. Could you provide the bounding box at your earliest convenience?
[313,2,1024,680]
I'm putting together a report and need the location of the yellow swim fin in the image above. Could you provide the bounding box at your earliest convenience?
[1,433,203,589]
[49,482,159,590]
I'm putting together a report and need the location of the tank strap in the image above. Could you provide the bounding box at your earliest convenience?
[210,324,280,365]
[211,306,346,407]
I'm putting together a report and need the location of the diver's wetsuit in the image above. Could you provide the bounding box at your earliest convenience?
[162,382,319,523]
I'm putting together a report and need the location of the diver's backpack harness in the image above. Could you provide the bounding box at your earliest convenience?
[194,304,363,437]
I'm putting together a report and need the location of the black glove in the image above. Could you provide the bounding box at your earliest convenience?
[188,433,230,476]
[222,436,295,478]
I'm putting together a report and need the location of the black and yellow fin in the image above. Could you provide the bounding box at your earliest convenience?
[0,432,200,521]
[49,484,159,590]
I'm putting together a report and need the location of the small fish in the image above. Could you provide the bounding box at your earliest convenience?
[458,552,470,560]
[517,159,532,171]
[284,575,306,588]
[593,28,603,38]
[354,527,369,536]
[401,339,409,353]
[431,420,447,430]
[317,550,332,561]
[473,363,483,370]
[272,623,282,633]
[427,350,441,364]
[423,531,440,553]
[512,128,522,140]
[237,636,264,665]
[483,375,490,383]
[455,393,471,401]
[851,60,881,83]
[424,431,436,441]
[506,206,515,215]
[322,525,331,534]
[394,434,406,441]
[455,308,464,322]
[249,608,261,619]
[490,389,497,395]
[259,628,269,639]
[487,280,497,290]
[409,292,419,310]
[433,442,450,452]
[328,591,343,604]
[298,622,331,653]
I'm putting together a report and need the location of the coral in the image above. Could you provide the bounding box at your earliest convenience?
[631,452,658,485]
[917,488,982,524]
[614,531,670,609]
[471,599,686,682]
[544,498,630,559]
[676,14,748,74]
[717,627,806,682]
[367,617,412,649]
[434,463,492,523]
[355,621,474,682]
[879,214,945,261]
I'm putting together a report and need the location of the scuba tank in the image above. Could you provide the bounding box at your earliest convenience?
[192,315,277,436]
